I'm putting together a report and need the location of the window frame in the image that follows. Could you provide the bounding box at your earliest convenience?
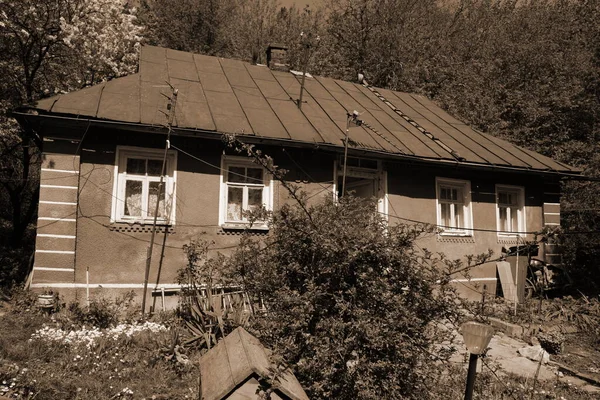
[436,177,472,236]
[111,146,177,224]
[333,157,388,216]
[496,184,526,237]
[219,155,273,230]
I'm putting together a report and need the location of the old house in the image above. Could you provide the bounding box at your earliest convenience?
[13,45,579,308]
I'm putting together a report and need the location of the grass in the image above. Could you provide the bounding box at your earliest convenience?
[0,295,200,400]
[0,292,598,399]
[428,361,599,400]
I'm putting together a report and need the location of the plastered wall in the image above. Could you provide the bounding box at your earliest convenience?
[32,129,553,306]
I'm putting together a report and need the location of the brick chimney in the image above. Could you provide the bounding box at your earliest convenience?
[266,44,290,72]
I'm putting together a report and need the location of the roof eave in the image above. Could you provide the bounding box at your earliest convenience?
[13,109,581,179]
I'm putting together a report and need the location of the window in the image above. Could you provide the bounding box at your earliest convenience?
[496,185,525,236]
[436,178,472,236]
[111,146,177,224]
[219,156,272,229]
[335,157,387,215]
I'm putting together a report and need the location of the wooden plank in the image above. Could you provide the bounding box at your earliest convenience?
[497,261,517,302]
[225,328,253,386]
[238,328,271,377]
[200,338,237,400]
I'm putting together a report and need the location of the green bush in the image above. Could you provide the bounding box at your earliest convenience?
[68,291,137,329]
[227,195,459,400]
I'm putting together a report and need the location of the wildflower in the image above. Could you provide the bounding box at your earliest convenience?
[29,322,168,348]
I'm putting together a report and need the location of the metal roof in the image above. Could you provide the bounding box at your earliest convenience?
[198,327,309,400]
[30,45,578,174]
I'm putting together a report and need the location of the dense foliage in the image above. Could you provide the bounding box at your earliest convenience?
[1,0,599,291]
[226,196,458,399]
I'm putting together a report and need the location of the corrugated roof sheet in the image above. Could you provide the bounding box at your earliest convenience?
[30,45,578,174]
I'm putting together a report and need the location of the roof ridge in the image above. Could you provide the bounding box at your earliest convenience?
[361,80,464,161]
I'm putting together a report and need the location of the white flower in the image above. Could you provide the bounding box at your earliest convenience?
[30,322,168,348]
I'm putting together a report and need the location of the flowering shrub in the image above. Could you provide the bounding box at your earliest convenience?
[227,194,459,400]
[59,0,143,83]
[0,0,143,103]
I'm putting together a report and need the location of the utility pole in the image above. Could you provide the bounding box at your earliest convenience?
[341,111,362,197]
[342,114,350,196]
[142,86,178,317]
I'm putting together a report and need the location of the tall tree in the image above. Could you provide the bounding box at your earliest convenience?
[140,0,326,67]
[139,0,237,55]
[323,0,447,87]
[0,0,142,272]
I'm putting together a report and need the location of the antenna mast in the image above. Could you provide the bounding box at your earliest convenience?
[296,32,319,110]
[142,85,178,317]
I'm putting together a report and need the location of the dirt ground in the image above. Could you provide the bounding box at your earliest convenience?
[450,330,600,394]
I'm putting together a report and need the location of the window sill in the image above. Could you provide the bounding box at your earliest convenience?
[438,231,472,238]
[220,223,269,232]
[112,219,172,226]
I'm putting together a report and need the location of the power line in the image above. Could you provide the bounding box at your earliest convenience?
[170,144,265,183]
[171,143,598,236]
[40,134,600,242]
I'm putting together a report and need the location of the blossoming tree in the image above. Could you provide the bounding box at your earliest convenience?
[1,0,142,102]
[0,0,143,280]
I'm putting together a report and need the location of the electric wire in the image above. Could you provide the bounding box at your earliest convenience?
[41,134,599,240]
[164,143,599,236]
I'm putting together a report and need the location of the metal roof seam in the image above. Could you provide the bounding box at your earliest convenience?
[216,58,257,136]
[416,111,506,166]
[329,80,392,151]
[362,82,463,161]
[277,73,327,143]
[333,81,410,154]
[363,90,446,157]
[191,58,220,132]
[404,93,492,165]
[468,127,539,169]
[242,63,293,140]
[355,120,405,154]
[514,146,561,171]
[411,95,537,169]
[294,77,348,143]
[356,85,445,157]
[315,76,384,150]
